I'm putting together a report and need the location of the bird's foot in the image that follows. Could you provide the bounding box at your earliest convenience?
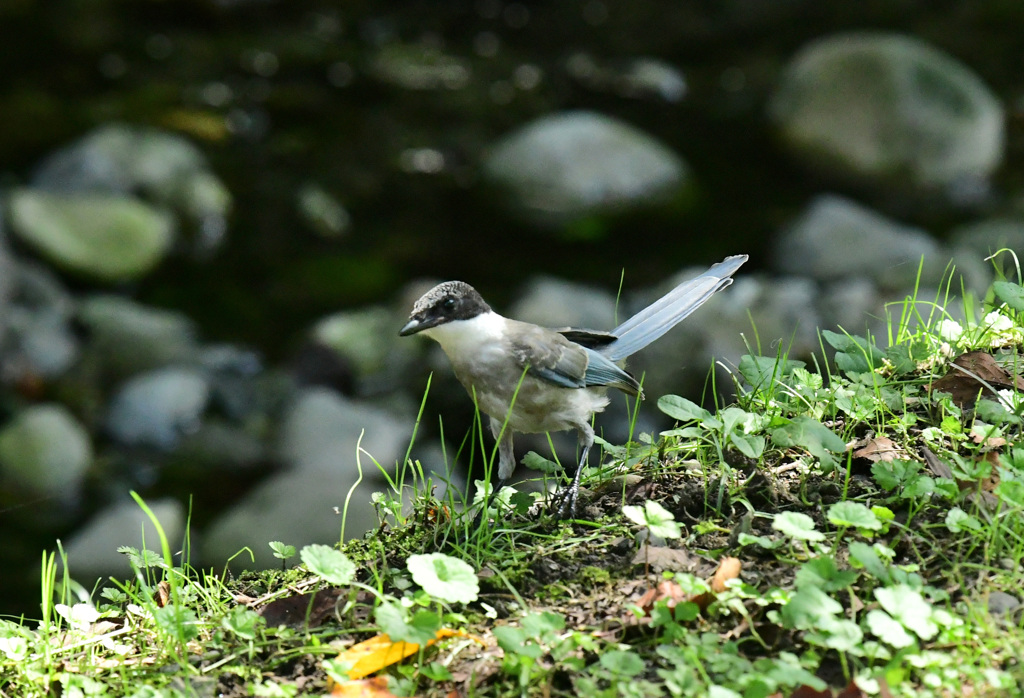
[550,481,580,520]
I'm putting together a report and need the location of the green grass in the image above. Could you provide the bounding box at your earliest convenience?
[1,260,1023,697]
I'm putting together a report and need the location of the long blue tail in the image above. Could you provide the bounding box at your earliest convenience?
[603,254,748,362]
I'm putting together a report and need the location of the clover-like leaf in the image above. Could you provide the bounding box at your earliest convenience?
[875,585,938,640]
[407,553,479,604]
[300,544,355,586]
[780,585,842,630]
[866,609,914,648]
[771,417,846,472]
[847,541,892,584]
[772,511,824,542]
[823,330,885,374]
[600,650,645,677]
[827,501,882,531]
[994,280,1024,312]
[623,500,682,539]
[794,557,858,592]
[374,601,438,646]
[522,451,560,474]
[945,507,982,533]
[738,354,805,393]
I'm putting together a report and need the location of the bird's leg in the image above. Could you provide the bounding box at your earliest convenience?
[555,422,594,519]
[471,418,514,528]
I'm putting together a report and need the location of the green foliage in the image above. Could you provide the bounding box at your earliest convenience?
[622,500,683,539]
[406,553,479,604]
[299,544,355,585]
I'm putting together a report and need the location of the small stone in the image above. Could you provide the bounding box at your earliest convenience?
[509,277,618,331]
[9,188,174,281]
[313,307,416,393]
[0,404,92,498]
[202,388,410,568]
[483,111,692,227]
[78,295,198,377]
[987,591,1021,616]
[106,367,210,450]
[64,497,183,581]
[774,194,945,289]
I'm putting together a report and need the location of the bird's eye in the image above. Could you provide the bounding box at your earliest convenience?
[442,297,457,311]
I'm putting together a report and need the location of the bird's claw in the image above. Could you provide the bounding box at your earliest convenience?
[550,482,579,520]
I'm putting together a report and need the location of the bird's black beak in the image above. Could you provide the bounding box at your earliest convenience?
[399,315,437,336]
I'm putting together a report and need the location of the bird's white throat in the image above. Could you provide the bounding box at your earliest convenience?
[422,311,506,356]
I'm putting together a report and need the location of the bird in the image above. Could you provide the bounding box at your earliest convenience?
[399,254,748,521]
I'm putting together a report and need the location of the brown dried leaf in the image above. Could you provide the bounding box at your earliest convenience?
[710,557,742,593]
[154,581,170,608]
[690,557,742,611]
[788,685,833,698]
[928,351,1024,408]
[631,546,696,574]
[635,580,687,613]
[835,680,867,698]
[852,436,903,463]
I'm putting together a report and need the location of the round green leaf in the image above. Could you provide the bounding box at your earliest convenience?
[300,544,355,585]
[827,501,882,530]
[407,553,479,604]
[772,511,824,541]
[599,649,645,676]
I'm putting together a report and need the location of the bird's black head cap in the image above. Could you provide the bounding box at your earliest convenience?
[400,281,491,336]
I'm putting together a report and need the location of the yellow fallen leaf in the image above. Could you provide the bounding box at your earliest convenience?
[331,676,397,697]
[338,628,483,680]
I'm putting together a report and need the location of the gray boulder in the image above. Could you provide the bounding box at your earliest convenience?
[770,32,1004,190]
[201,388,410,568]
[78,295,199,378]
[483,111,692,227]
[774,195,946,289]
[63,497,184,581]
[9,188,174,282]
[106,367,210,450]
[0,404,92,499]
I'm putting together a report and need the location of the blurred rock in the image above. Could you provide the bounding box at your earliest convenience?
[106,367,210,450]
[818,278,883,337]
[770,32,1004,191]
[987,590,1021,616]
[63,497,184,581]
[509,277,618,330]
[78,295,199,378]
[0,404,92,499]
[483,111,692,228]
[202,387,410,568]
[9,188,174,281]
[567,54,687,102]
[950,218,1024,282]
[199,344,265,421]
[369,43,470,91]
[3,262,79,379]
[31,124,232,254]
[774,195,946,289]
[312,307,417,395]
[0,223,14,348]
[2,262,78,379]
[297,183,351,239]
[172,420,266,472]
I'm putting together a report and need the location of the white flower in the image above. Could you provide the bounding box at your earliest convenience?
[998,389,1023,411]
[936,319,964,342]
[983,311,1014,334]
[54,603,100,630]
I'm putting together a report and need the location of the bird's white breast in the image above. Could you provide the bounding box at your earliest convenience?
[422,311,506,356]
